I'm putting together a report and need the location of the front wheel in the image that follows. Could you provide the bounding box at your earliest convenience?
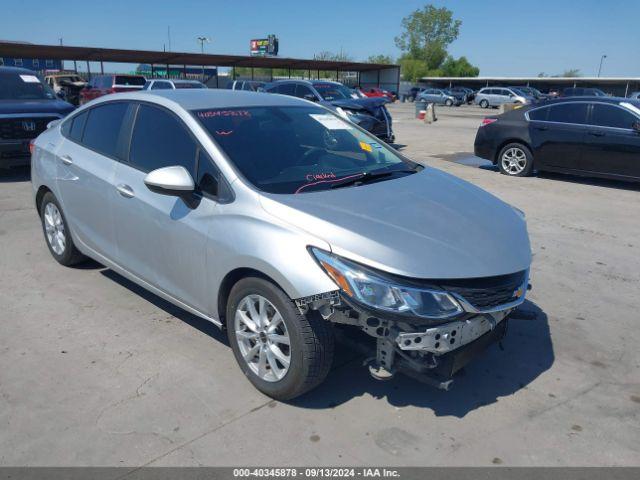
[226,277,334,400]
[479,99,489,108]
[498,143,534,177]
[445,98,453,107]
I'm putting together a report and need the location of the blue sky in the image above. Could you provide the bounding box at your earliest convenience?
[2,0,639,77]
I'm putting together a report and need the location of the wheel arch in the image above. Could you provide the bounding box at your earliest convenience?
[35,185,53,215]
[217,267,284,327]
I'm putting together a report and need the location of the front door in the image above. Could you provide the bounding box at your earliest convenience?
[581,102,640,179]
[111,102,216,313]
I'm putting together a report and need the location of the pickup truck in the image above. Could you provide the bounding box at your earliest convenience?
[0,67,74,168]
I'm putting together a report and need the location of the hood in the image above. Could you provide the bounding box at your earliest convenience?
[260,168,531,279]
[324,96,388,114]
[0,98,75,116]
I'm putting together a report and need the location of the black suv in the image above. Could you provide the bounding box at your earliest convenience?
[264,80,394,142]
[0,67,74,167]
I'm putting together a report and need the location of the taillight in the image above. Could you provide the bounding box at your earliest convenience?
[481,118,497,127]
[29,140,36,156]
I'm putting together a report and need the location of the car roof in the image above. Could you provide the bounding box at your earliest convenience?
[102,89,313,110]
[536,96,638,106]
[0,66,39,75]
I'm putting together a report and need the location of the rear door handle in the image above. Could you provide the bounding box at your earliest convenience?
[59,154,73,165]
[116,184,135,198]
[588,130,605,137]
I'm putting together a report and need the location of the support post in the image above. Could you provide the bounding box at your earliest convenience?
[100,61,104,74]
[86,61,91,79]
[73,60,77,73]
[251,67,254,80]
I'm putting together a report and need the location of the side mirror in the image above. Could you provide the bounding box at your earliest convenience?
[144,166,195,196]
[303,93,317,102]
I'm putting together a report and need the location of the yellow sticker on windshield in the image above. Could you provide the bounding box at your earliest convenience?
[359,141,372,152]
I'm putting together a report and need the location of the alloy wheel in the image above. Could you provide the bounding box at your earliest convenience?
[501,147,527,175]
[234,294,291,382]
[43,203,66,255]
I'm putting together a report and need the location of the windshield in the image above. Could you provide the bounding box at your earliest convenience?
[314,83,357,101]
[193,106,417,194]
[0,72,56,100]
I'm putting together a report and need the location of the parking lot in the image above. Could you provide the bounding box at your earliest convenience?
[1,101,639,467]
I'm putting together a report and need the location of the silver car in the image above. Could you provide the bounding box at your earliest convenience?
[31,90,532,400]
[417,88,459,106]
[475,87,530,108]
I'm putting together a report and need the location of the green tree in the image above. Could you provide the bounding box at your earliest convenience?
[366,54,394,64]
[440,56,480,77]
[399,55,431,82]
[395,5,462,60]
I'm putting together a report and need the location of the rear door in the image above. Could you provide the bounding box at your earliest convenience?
[581,102,640,178]
[111,102,216,312]
[54,102,130,259]
[528,102,589,171]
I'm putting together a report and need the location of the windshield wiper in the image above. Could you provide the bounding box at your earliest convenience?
[330,168,416,189]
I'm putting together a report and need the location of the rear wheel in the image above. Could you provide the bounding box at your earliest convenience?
[445,98,453,107]
[498,143,534,177]
[226,277,334,400]
[39,192,86,266]
[479,99,489,108]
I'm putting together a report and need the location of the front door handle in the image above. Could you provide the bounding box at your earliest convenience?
[59,154,73,165]
[588,130,605,137]
[116,184,135,198]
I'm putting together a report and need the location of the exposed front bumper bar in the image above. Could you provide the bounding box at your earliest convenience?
[395,309,511,354]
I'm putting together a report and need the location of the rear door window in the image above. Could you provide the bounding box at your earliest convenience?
[68,111,88,142]
[81,103,129,158]
[151,81,172,90]
[590,104,638,129]
[547,103,588,124]
[528,107,549,121]
[277,83,297,96]
[295,84,314,99]
[128,104,197,174]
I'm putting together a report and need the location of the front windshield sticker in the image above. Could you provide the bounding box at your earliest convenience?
[359,141,373,152]
[309,113,352,130]
[197,110,251,119]
[19,75,40,83]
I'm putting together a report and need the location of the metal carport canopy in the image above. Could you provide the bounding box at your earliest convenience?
[0,42,397,72]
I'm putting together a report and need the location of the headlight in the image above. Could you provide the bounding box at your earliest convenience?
[310,248,463,319]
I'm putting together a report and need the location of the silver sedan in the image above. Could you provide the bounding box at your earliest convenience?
[31,89,531,399]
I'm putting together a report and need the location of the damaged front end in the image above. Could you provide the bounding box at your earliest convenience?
[300,248,530,390]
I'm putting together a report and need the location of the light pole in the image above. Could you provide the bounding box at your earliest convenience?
[597,54,607,77]
[196,36,211,81]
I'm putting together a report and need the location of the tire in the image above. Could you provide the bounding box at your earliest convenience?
[39,192,87,266]
[445,99,453,107]
[479,99,489,108]
[497,143,534,177]
[226,277,334,400]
